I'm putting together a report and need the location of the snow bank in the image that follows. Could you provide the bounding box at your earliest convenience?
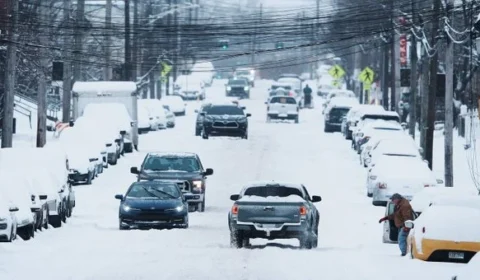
[239,195,305,203]
[417,205,480,242]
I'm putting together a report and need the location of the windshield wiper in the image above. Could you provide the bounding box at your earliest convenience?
[140,186,167,199]
[146,187,177,199]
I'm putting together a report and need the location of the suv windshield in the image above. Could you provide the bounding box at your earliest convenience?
[206,105,244,115]
[270,97,296,104]
[228,79,248,86]
[143,156,200,172]
[244,186,303,198]
[127,182,180,199]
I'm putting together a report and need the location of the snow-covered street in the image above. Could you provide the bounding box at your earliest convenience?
[0,81,466,280]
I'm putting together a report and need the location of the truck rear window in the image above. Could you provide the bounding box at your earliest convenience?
[270,97,296,104]
[244,186,303,198]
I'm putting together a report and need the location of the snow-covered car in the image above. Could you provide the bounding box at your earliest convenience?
[368,137,423,167]
[163,105,175,128]
[406,204,480,262]
[323,89,356,112]
[323,97,359,132]
[360,131,412,167]
[277,77,303,107]
[235,68,255,87]
[451,252,480,279]
[163,95,186,116]
[174,75,206,100]
[137,104,155,134]
[138,99,169,129]
[0,195,18,242]
[191,61,214,86]
[82,103,135,153]
[317,81,336,97]
[341,104,386,139]
[354,120,404,154]
[370,156,439,206]
[351,112,401,150]
[58,136,97,185]
[266,96,299,123]
[268,82,293,97]
[0,170,36,240]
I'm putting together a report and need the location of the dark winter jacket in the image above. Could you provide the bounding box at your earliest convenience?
[303,87,312,95]
[387,199,414,228]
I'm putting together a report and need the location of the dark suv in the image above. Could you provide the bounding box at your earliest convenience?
[130,152,214,212]
[226,78,250,98]
[324,106,351,132]
[200,105,251,139]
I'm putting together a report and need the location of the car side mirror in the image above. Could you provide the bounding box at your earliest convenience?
[240,106,246,110]
[436,179,444,184]
[311,195,322,203]
[68,120,74,127]
[200,112,206,116]
[9,206,19,212]
[58,189,65,193]
[115,194,124,200]
[120,130,127,135]
[230,194,240,201]
[194,109,199,113]
[89,158,98,162]
[246,113,251,117]
[404,220,414,229]
[264,101,268,104]
[130,167,139,174]
[204,168,214,176]
[39,195,48,200]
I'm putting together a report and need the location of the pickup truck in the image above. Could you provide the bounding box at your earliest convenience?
[228,182,321,249]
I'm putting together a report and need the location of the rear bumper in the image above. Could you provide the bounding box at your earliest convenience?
[230,220,308,238]
[268,113,298,120]
[184,192,204,203]
[204,126,246,136]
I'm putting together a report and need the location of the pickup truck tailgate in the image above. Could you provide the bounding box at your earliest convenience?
[236,200,304,224]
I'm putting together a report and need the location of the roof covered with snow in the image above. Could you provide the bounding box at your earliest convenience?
[239,195,305,203]
[146,152,198,158]
[72,81,137,93]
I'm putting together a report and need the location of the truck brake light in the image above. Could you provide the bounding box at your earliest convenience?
[232,205,239,215]
[377,182,387,189]
[300,206,307,216]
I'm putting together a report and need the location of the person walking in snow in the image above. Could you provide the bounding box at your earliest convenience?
[378,193,414,256]
[303,84,312,107]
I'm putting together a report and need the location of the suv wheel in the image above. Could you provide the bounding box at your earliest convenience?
[195,127,201,136]
[202,129,209,139]
[295,116,299,124]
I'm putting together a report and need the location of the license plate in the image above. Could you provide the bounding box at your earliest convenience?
[278,114,287,117]
[262,224,277,228]
[448,252,464,259]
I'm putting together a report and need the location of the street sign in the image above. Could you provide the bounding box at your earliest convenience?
[363,82,371,90]
[359,67,374,84]
[332,79,340,87]
[161,62,172,77]
[328,65,345,79]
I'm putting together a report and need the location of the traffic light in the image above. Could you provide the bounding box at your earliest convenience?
[275,42,284,49]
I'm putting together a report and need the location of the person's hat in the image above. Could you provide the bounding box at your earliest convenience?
[390,193,403,200]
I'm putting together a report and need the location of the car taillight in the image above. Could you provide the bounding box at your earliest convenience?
[300,206,307,216]
[423,184,431,188]
[377,182,387,189]
[289,92,294,96]
[232,205,239,215]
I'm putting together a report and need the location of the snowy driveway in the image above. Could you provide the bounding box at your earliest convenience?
[0,80,465,280]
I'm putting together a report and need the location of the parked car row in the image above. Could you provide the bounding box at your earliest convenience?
[0,146,75,242]
[324,100,480,266]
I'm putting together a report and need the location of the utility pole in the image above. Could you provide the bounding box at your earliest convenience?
[132,0,139,80]
[1,0,18,148]
[195,0,199,23]
[124,0,131,81]
[425,0,441,169]
[408,0,418,138]
[36,2,49,148]
[382,37,389,110]
[172,0,178,82]
[316,0,320,78]
[354,45,361,97]
[62,0,72,123]
[444,0,454,186]
[389,0,398,112]
[73,0,85,81]
[104,0,112,81]
[251,4,261,67]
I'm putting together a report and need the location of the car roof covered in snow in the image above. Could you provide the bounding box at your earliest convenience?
[242,181,304,190]
[411,188,479,213]
[328,97,359,107]
[363,119,402,130]
[72,81,137,93]
[146,152,198,158]
[361,111,400,119]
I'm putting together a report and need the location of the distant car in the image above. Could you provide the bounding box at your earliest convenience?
[163,95,186,116]
[200,104,251,139]
[266,96,299,123]
[341,105,386,140]
[162,105,176,128]
[234,68,255,87]
[228,181,321,249]
[323,97,359,132]
[268,82,293,97]
[278,73,302,80]
[174,74,206,100]
[0,196,18,242]
[115,180,189,230]
[130,152,214,212]
[226,78,250,98]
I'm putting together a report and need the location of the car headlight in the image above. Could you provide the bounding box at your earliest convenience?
[175,205,185,212]
[237,118,247,123]
[227,86,231,91]
[244,86,249,91]
[122,205,138,212]
[192,180,202,190]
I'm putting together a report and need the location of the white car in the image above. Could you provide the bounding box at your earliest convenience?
[355,120,404,154]
[451,252,480,279]
[137,104,156,133]
[266,96,299,123]
[138,99,169,129]
[163,95,186,116]
[351,111,401,150]
[0,171,36,240]
[406,205,480,262]
[235,68,255,87]
[82,102,135,153]
[368,137,423,168]
[163,105,176,128]
[0,195,18,242]
[360,132,413,167]
[174,75,206,100]
[59,136,97,185]
[342,104,386,139]
[370,156,439,206]
[323,89,356,112]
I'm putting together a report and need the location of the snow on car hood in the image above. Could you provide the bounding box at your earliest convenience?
[416,205,480,242]
[239,195,305,202]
